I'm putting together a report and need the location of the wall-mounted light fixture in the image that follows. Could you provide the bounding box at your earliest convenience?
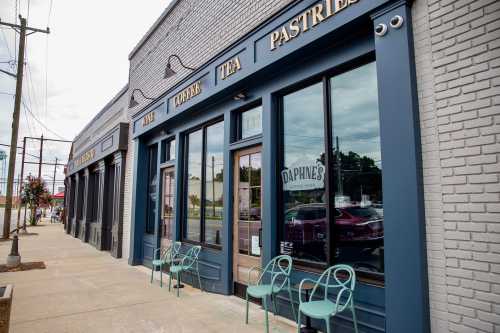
[164,54,197,79]
[390,15,404,29]
[375,23,388,37]
[233,92,247,101]
[129,88,155,108]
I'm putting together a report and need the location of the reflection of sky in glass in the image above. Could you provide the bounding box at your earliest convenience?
[206,121,224,202]
[187,129,203,179]
[331,62,381,167]
[283,82,324,168]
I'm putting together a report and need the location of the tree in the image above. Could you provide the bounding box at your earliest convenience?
[21,176,52,225]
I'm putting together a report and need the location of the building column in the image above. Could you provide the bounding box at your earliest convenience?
[71,173,80,237]
[92,160,107,250]
[78,168,90,242]
[110,150,126,258]
[371,2,429,333]
[64,176,71,232]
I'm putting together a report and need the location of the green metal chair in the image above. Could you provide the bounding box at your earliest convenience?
[150,241,181,287]
[168,245,202,297]
[245,255,296,333]
[297,264,358,333]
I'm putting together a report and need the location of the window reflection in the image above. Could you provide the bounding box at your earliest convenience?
[240,106,262,139]
[186,130,202,242]
[282,82,327,264]
[205,122,224,245]
[331,62,384,274]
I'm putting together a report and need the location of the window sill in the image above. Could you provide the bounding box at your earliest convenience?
[182,239,222,251]
[293,261,385,288]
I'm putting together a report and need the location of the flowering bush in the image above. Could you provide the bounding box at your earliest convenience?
[21,176,52,225]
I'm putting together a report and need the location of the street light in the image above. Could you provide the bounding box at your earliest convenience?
[164,54,196,79]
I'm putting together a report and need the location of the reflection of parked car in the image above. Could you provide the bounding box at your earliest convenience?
[285,203,383,246]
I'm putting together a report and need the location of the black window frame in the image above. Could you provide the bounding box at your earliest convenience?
[182,117,224,250]
[277,56,385,284]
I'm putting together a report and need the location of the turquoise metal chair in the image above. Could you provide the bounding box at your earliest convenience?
[245,255,296,333]
[150,242,181,287]
[297,265,358,333]
[168,245,203,297]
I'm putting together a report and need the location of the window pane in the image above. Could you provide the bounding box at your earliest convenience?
[186,130,202,242]
[281,82,327,264]
[240,106,262,139]
[145,144,158,235]
[204,121,224,245]
[331,62,384,275]
[169,139,176,160]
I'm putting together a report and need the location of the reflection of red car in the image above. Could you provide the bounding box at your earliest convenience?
[285,203,383,245]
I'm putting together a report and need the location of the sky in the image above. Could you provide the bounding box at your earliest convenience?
[0,0,171,194]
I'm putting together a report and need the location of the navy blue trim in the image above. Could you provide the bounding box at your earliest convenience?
[131,0,396,138]
[373,3,429,333]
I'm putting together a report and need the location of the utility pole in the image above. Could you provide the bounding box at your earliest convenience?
[38,135,44,180]
[0,16,49,238]
[52,157,58,194]
[15,137,26,232]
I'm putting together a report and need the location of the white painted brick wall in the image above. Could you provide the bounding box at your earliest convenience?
[413,0,500,332]
[72,87,128,157]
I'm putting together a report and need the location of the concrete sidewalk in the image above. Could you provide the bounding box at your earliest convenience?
[0,223,296,333]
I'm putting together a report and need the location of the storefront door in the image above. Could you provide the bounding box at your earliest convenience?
[233,146,262,292]
[161,167,175,249]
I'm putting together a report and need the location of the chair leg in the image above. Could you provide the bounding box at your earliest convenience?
[168,272,172,292]
[160,264,163,288]
[176,272,181,297]
[288,287,297,322]
[352,307,359,333]
[325,317,331,333]
[245,292,249,325]
[271,293,278,316]
[297,310,302,333]
[263,297,269,333]
[150,265,154,284]
[197,269,203,291]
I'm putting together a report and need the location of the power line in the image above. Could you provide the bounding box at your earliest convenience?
[0,29,13,59]
[21,100,67,140]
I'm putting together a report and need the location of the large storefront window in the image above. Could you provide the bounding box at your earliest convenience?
[282,83,327,265]
[145,144,158,235]
[185,130,203,242]
[184,120,224,246]
[280,62,384,278]
[204,122,224,245]
[331,63,384,274]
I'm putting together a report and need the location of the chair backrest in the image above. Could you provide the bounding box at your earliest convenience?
[259,255,293,290]
[161,241,182,261]
[310,264,356,310]
[182,245,201,269]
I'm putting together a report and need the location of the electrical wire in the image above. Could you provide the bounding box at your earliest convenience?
[1,29,13,60]
[21,99,67,140]
[45,0,54,120]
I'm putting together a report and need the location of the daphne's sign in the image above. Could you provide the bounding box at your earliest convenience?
[281,162,325,191]
[270,0,360,50]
